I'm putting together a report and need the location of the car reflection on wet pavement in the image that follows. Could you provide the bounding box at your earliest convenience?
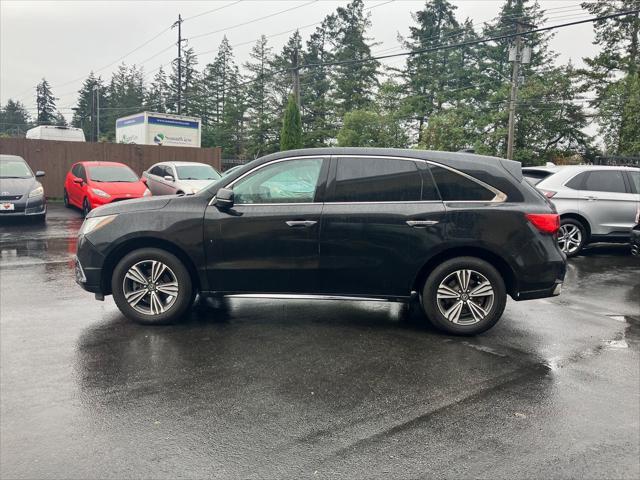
[1,205,639,479]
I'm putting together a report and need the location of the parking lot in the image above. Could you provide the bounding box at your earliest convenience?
[1,204,639,479]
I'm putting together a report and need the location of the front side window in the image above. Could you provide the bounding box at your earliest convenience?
[430,165,496,201]
[233,158,324,204]
[583,170,626,193]
[77,165,87,181]
[88,166,139,183]
[331,157,423,202]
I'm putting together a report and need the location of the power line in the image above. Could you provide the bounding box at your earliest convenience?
[183,0,244,22]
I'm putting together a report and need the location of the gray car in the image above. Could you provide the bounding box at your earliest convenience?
[143,161,222,196]
[0,154,46,221]
[525,165,640,256]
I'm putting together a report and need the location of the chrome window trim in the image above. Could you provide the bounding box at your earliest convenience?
[208,153,508,206]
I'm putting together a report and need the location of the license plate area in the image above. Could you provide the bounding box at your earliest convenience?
[0,203,15,211]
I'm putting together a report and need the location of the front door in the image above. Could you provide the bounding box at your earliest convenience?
[204,156,329,294]
[319,156,446,297]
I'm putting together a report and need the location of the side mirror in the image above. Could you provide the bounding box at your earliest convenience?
[164,175,174,182]
[215,188,234,209]
[35,171,45,178]
[73,177,83,184]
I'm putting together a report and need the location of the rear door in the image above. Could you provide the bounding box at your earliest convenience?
[577,169,637,235]
[318,155,446,298]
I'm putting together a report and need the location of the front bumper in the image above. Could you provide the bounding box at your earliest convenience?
[75,234,106,294]
[0,196,46,217]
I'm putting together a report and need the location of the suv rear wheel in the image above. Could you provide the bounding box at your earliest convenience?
[558,218,586,257]
[112,248,193,324]
[421,257,507,335]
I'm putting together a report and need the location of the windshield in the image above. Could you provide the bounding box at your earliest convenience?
[0,160,33,179]
[176,165,221,181]
[88,165,139,183]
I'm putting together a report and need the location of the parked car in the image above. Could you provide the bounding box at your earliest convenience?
[0,154,46,221]
[64,161,150,217]
[75,148,566,335]
[522,165,559,186]
[143,161,221,196]
[631,205,640,257]
[529,165,640,257]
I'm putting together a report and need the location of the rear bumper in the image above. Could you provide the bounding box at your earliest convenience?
[516,280,563,300]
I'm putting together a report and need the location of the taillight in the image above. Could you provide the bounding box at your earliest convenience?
[539,189,556,199]
[526,213,560,234]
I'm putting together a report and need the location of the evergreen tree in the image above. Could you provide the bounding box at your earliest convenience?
[0,99,32,136]
[72,72,106,140]
[581,0,640,154]
[145,67,169,113]
[280,94,303,150]
[36,78,57,124]
[102,63,146,140]
[244,35,278,157]
[169,45,200,115]
[327,0,380,117]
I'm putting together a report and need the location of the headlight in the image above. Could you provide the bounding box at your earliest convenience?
[79,214,117,236]
[91,188,111,198]
[28,186,44,198]
[143,188,152,197]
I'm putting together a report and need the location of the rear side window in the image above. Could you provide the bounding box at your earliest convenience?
[429,165,496,201]
[583,170,626,193]
[149,165,164,176]
[332,157,423,202]
[565,172,588,190]
[627,170,639,194]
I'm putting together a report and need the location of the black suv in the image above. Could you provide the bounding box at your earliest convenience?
[75,148,566,335]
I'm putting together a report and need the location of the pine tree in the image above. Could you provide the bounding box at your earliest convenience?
[145,67,169,113]
[72,72,106,140]
[36,78,57,124]
[0,99,32,136]
[327,0,380,117]
[280,94,303,150]
[244,35,278,157]
[169,45,200,115]
[581,0,640,154]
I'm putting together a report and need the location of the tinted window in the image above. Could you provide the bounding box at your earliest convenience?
[332,157,422,202]
[149,165,164,176]
[430,165,496,201]
[71,164,80,177]
[88,166,138,183]
[77,165,87,181]
[627,170,639,194]
[176,164,221,181]
[583,170,626,193]
[233,158,323,204]
[565,171,588,190]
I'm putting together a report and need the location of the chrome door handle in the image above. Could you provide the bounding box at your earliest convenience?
[585,196,598,201]
[286,220,317,228]
[406,220,439,227]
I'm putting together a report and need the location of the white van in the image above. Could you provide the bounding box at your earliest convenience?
[26,125,86,142]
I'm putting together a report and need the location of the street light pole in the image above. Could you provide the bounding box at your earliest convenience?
[506,21,523,161]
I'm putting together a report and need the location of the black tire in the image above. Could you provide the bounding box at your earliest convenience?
[63,189,70,208]
[82,198,91,218]
[558,218,587,258]
[111,248,194,325]
[421,257,507,336]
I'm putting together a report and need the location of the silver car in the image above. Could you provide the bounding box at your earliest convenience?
[524,165,640,256]
[143,161,221,196]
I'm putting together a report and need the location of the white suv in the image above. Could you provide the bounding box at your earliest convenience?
[523,165,640,256]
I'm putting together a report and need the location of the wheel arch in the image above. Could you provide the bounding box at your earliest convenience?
[101,237,201,295]
[412,247,518,298]
[560,212,591,238]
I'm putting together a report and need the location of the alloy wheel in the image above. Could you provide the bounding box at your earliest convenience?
[436,269,495,325]
[557,224,582,254]
[122,260,179,315]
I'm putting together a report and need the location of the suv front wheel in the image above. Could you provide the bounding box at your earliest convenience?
[112,248,193,324]
[421,257,507,335]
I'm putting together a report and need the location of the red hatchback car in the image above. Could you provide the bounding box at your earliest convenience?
[64,161,150,216]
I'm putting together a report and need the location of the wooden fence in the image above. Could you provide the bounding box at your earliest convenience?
[0,138,221,198]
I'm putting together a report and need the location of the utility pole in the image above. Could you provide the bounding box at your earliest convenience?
[506,21,523,161]
[172,14,184,115]
[91,87,96,142]
[94,85,100,141]
[292,46,301,108]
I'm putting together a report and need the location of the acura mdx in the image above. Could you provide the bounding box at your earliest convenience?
[75,148,566,335]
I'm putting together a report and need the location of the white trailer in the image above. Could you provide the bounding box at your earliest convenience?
[115,112,201,148]
[26,125,86,142]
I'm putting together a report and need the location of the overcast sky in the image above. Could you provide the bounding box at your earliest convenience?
[1,0,598,119]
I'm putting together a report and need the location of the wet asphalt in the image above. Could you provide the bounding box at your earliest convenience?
[0,204,639,479]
